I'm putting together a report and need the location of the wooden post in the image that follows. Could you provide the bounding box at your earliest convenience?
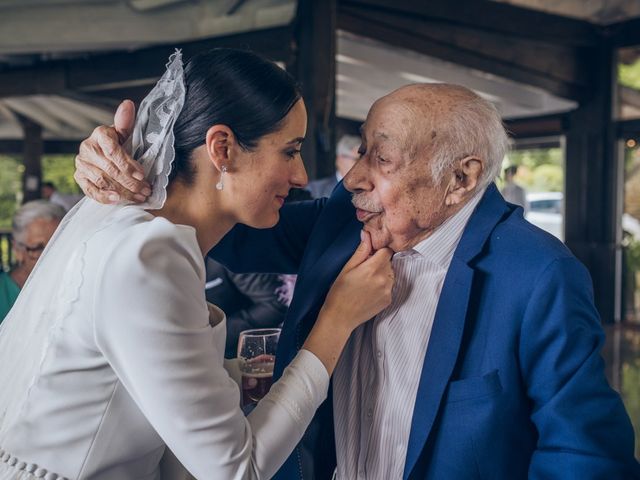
[565,42,618,323]
[18,115,43,203]
[288,0,337,180]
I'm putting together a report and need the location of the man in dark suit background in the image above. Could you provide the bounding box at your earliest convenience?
[204,258,288,358]
[74,83,639,479]
[305,134,360,199]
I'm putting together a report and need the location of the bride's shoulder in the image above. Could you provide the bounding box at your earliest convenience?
[92,207,201,274]
[101,206,195,241]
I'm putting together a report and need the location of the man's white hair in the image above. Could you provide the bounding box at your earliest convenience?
[12,200,66,242]
[427,85,509,190]
[336,134,361,157]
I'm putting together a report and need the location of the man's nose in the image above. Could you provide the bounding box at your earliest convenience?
[290,156,308,189]
[343,160,370,193]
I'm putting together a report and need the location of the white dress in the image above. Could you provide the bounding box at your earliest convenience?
[0,207,329,480]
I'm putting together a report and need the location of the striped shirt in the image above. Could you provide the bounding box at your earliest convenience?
[332,190,484,480]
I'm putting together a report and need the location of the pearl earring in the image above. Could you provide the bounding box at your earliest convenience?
[216,165,227,190]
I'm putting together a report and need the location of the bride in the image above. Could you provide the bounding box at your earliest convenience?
[0,49,393,479]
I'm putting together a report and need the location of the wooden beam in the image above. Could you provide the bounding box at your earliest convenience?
[505,114,568,139]
[18,115,43,203]
[340,0,600,47]
[339,4,588,86]
[84,86,159,107]
[565,42,619,323]
[0,27,293,98]
[618,119,640,136]
[337,6,591,101]
[338,114,570,152]
[606,17,640,48]
[0,139,80,155]
[336,116,361,139]
[288,0,337,181]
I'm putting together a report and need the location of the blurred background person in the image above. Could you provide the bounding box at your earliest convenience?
[305,134,360,198]
[41,181,83,212]
[501,164,529,213]
[0,200,65,322]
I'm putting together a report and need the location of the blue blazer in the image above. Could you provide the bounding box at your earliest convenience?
[212,183,639,479]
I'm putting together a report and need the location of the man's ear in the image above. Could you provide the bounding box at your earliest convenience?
[444,156,483,206]
[205,124,234,172]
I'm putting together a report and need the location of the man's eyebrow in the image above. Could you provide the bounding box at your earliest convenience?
[373,130,389,140]
[286,137,305,145]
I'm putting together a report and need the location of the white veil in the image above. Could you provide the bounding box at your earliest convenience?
[0,50,186,442]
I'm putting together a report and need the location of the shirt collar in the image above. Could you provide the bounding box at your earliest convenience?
[398,188,485,267]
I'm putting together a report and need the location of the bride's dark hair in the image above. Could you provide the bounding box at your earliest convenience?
[170,48,302,184]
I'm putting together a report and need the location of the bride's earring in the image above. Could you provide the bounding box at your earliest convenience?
[216,165,227,191]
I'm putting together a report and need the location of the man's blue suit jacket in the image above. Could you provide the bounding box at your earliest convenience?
[212,183,639,479]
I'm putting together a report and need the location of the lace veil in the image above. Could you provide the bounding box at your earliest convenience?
[0,50,186,442]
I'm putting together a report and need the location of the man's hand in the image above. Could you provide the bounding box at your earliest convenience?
[74,100,152,204]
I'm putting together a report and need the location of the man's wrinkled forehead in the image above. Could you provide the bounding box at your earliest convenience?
[363,96,439,162]
[361,100,417,147]
[359,123,390,143]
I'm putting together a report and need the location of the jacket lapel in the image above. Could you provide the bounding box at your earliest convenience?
[275,185,361,378]
[290,217,362,337]
[402,257,474,479]
[403,184,510,479]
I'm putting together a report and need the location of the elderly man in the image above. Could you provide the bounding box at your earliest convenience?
[75,83,638,479]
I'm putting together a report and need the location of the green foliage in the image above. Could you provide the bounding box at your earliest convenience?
[0,155,22,230]
[625,144,640,171]
[624,146,640,222]
[621,358,640,459]
[529,164,563,192]
[506,147,563,169]
[0,154,78,230]
[504,148,564,192]
[42,155,81,195]
[619,57,640,91]
[624,238,640,287]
